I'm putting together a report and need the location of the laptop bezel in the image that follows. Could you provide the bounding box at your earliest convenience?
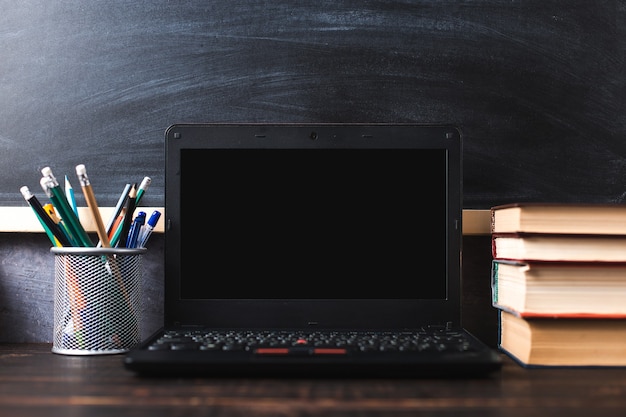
[163,123,463,330]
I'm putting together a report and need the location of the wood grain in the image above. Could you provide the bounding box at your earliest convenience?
[1,343,626,416]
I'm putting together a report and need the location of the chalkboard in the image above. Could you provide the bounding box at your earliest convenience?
[2,1,624,209]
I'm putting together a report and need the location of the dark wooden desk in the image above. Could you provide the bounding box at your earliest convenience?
[1,344,626,416]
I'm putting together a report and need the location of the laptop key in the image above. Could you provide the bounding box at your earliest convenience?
[222,343,245,351]
[254,347,347,356]
[147,343,171,351]
[170,342,201,351]
[199,343,221,351]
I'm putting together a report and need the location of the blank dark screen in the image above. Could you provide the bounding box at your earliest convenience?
[181,148,448,299]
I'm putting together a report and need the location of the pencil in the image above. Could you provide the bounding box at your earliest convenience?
[105,183,131,236]
[41,167,93,247]
[135,176,151,206]
[20,186,71,247]
[43,203,75,247]
[65,175,79,219]
[75,164,110,248]
[111,184,137,247]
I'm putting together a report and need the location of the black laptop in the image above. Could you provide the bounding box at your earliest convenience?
[123,123,502,377]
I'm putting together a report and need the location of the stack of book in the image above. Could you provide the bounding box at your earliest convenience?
[490,202,626,367]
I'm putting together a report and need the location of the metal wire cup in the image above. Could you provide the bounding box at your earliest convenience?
[51,247,146,355]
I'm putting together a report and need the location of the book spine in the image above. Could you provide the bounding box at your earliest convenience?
[490,234,498,259]
[490,260,499,306]
[496,310,504,351]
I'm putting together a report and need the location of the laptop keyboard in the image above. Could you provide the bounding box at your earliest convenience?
[146,328,478,355]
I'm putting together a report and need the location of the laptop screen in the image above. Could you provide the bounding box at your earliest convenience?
[165,124,462,329]
[180,148,447,299]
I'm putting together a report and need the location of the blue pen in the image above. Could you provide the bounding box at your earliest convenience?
[126,211,146,248]
[137,210,161,248]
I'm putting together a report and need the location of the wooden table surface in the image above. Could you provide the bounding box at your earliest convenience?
[1,343,626,417]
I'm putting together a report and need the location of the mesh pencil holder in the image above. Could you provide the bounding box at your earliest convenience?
[51,247,146,355]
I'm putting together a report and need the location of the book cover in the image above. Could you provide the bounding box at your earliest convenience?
[490,202,626,235]
[497,310,626,367]
[491,259,626,317]
[491,233,626,262]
